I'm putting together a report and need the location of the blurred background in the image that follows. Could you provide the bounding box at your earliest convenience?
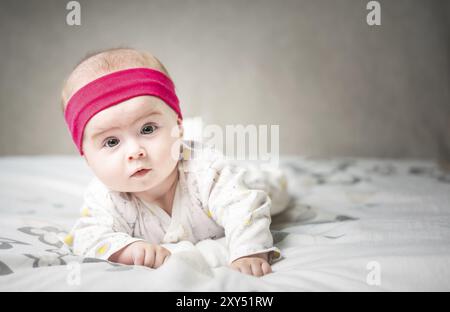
[0,0,449,161]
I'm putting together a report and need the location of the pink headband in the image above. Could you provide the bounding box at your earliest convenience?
[64,67,182,155]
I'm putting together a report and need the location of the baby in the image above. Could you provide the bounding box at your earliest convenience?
[61,48,289,277]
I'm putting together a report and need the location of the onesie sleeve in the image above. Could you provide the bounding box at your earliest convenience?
[64,178,144,261]
[199,154,281,264]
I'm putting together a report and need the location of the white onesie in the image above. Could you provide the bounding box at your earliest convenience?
[66,141,289,264]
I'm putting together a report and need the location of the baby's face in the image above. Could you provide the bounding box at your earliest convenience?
[81,96,182,193]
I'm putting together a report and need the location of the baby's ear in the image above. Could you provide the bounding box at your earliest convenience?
[177,118,184,138]
[82,155,91,167]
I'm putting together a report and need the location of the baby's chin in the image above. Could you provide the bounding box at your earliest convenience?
[102,178,156,193]
[115,184,155,194]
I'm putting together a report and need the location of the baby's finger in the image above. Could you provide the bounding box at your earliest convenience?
[163,252,171,264]
[143,247,156,268]
[230,263,240,272]
[239,263,253,276]
[132,248,145,266]
[250,261,264,277]
[261,261,272,275]
[153,250,168,268]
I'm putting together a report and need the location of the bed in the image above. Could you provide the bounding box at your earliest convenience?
[0,155,449,291]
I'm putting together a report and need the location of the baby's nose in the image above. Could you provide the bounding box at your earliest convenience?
[128,151,145,160]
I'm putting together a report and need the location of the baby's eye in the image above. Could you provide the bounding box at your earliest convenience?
[103,137,120,148]
[141,123,158,135]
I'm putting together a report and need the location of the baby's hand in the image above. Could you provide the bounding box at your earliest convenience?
[230,252,272,277]
[108,241,171,269]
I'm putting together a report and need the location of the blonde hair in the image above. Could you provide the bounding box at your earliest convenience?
[60,47,171,113]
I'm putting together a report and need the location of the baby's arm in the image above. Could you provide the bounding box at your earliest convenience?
[67,179,146,261]
[202,163,280,277]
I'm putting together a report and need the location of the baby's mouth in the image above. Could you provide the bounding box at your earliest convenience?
[131,168,152,178]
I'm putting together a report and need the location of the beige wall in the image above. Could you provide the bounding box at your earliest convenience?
[0,0,449,160]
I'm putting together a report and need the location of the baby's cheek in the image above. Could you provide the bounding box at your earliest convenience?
[156,133,180,163]
[93,156,123,188]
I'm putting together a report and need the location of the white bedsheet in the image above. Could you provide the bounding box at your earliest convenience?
[0,155,449,291]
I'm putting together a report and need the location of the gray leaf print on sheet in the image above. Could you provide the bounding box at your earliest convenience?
[0,237,30,249]
[18,226,64,247]
[0,261,13,275]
